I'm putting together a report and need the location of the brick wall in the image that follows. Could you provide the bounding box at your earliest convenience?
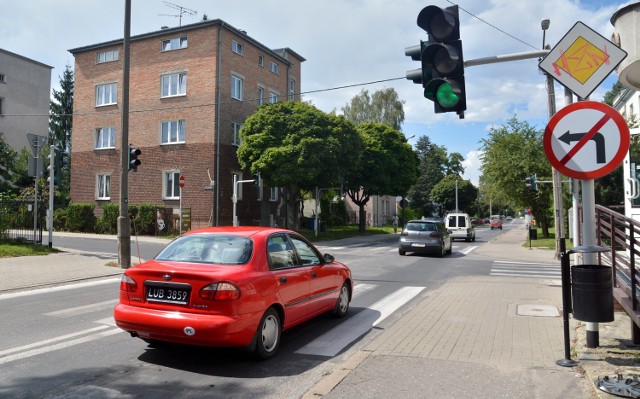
[70,21,303,228]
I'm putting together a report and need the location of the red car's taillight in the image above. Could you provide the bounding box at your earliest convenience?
[199,282,240,301]
[120,274,137,292]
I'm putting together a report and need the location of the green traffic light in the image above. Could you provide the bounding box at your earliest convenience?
[436,82,460,108]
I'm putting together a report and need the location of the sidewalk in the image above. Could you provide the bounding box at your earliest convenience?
[305,225,640,399]
[1,228,638,398]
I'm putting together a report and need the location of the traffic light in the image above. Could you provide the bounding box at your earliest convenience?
[128,145,141,172]
[525,174,538,191]
[409,5,466,118]
[253,172,262,187]
[47,147,55,185]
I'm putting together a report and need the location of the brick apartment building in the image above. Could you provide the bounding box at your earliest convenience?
[69,19,304,230]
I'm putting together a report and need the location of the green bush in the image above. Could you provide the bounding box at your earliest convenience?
[98,203,119,234]
[130,204,158,235]
[66,203,96,232]
[53,208,67,231]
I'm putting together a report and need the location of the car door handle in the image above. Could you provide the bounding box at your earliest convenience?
[280,277,288,283]
[311,272,317,278]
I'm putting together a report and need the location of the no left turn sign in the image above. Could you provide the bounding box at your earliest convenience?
[543,101,630,180]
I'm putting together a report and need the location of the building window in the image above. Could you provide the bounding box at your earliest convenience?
[161,73,187,97]
[232,172,243,200]
[258,86,264,106]
[95,127,116,149]
[258,55,264,67]
[231,74,243,100]
[0,74,5,83]
[269,91,278,104]
[232,122,242,146]
[95,83,117,106]
[232,40,244,55]
[269,61,279,74]
[164,171,180,199]
[162,37,188,51]
[97,174,111,199]
[96,49,119,64]
[161,120,186,144]
[289,79,295,100]
[0,98,3,115]
[270,187,278,202]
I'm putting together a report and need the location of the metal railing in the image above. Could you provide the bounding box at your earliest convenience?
[595,204,640,340]
[0,200,45,244]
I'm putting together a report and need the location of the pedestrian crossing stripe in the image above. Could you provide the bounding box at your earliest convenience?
[490,261,561,279]
[295,284,425,357]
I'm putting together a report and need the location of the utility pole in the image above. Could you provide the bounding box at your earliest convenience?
[118,0,131,269]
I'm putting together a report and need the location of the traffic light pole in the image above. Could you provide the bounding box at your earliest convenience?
[118,0,132,269]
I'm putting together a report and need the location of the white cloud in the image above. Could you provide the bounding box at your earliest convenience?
[462,150,484,186]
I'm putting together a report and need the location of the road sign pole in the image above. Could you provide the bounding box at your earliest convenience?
[581,178,601,348]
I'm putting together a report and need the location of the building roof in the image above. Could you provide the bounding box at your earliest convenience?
[0,48,53,70]
[68,18,305,65]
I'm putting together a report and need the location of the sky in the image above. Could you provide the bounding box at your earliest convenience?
[0,0,633,185]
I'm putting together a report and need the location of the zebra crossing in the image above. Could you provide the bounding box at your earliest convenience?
[490,260,562,279]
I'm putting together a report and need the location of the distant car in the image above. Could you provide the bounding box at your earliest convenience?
[490,215,503,230]
[506,216,513,220]
[113,226,352,360]
[445,213,476,242]
[399,219,453,257]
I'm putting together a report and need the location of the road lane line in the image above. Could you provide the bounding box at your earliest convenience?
[45,299,119,317]
[0,328,123,365]
[460,246,478,255]
[0,325,111,357]
[295,286,425,357]
[0,277,120,301]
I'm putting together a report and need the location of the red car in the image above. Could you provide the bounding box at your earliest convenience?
[114,226,352,359]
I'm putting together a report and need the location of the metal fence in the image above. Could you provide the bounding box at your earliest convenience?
[595,204,640,342]
[0,200,45,244]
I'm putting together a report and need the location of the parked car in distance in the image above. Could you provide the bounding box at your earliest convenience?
[506,216,513,220]
[490,215,503,230]
[445,213,476,242]
[113,226,352,360]
[399,219,453,257]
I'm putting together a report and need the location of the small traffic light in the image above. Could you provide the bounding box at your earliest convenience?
[525,174,538,191]
[47,146,55,185]
[253,172,262,187]
[128,145,141,172]
[411,5,466,118]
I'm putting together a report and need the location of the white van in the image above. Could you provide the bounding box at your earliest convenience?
[445,213,476,242]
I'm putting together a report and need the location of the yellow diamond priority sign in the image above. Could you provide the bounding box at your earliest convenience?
[539,21,627,99]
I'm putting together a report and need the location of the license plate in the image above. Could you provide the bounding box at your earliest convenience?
[411,243,426,247]
[145,282,191,305]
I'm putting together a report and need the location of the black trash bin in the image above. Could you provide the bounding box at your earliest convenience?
[320,221,327,233]
[571,265,614,322]
[529,228,537,240]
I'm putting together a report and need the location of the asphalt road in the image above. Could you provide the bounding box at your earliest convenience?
[0,224,514,398]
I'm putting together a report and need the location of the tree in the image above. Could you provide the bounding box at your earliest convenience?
[237,101,363,228]
[0,133,18,192]
[49,64,73,203]
[343,123,418,232]
[480,117,553,237]
[430,174,477,215]
[603,80,625,106]
[406,136,464,217]
[341,88,405,131]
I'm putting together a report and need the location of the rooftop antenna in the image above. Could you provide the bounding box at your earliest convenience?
[159,1,197,26]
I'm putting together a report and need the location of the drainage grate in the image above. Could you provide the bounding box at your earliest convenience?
[597,374,640,398]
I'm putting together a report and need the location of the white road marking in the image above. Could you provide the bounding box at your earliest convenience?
[0,328,123,365]
[45,299,119,317]
[295,286,425,357]
[352,283,377,297]
[460,246,478,255]
[0,277,120,301]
